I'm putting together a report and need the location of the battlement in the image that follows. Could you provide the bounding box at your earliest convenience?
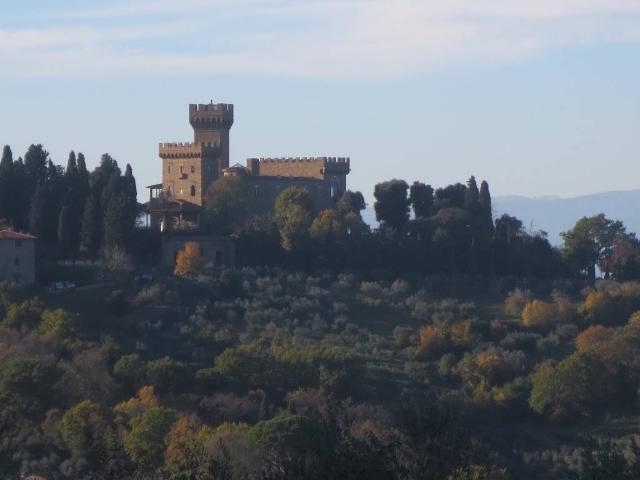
[246,157,350,179]
[255,157,350,164]
[159,142,221,159]
[189,103,234,130]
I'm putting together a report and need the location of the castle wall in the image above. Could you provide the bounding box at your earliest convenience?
[243,176,344,214]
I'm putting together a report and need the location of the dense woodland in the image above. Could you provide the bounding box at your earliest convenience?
[2,144,640,479]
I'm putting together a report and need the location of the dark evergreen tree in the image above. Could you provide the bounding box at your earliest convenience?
[373,179,410,231]
[23,144,48,199]
[103,193,129,248]
[81,194,101,254]
[409,182,434,218]
[0,146,13,222]
[434,183,466,210]
[57,205,74,254]
[12,158,31,230]
[464,176,479,209]
[124,164,138,229]
[29,182,48,238]
[479,180,494,236]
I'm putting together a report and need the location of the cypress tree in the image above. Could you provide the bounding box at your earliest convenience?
[81,194,101,254]
[57,205,74,254]
[464,176,480,208]
[124,164,138,230]
[0,146,13,221]
[23,144,49,199]
[479,180,494,236]
[103,192,128,247]
[12,158,31,230]
[29,182,48,238]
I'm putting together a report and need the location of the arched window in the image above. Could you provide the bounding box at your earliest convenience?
[190,185,196,197]
[191,164,196,174]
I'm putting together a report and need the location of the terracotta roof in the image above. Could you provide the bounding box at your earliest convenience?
[0,228,36,240]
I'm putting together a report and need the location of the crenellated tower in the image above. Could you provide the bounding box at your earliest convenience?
[159,102,233,206]
[190,103,233,170]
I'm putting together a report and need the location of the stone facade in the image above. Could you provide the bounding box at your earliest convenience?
[161,236,236,269]
[0,228,36,285]
[147,102,350,229]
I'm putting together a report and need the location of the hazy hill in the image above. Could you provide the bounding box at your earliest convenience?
[363,189,640,246]
[493,190,640,245]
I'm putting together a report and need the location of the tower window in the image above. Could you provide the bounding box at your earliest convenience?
[167,185,174,196]
[191,165,196,173]
[190,185,196,197]
[168,164,172,173]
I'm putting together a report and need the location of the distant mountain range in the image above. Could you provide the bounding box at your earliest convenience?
[362,189,640,246]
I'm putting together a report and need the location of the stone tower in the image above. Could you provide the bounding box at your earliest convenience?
[159,103,233,206]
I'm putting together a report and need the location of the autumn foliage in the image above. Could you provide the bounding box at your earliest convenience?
[174,241,203,277]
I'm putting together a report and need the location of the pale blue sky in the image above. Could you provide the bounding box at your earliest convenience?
[1,0,639,202]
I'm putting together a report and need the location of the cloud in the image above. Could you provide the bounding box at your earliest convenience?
[1,0,640,78]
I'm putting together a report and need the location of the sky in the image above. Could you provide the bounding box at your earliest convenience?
[1,0,639,203]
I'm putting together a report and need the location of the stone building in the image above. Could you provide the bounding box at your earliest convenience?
[146,102,350,229]
[0,226,36,285]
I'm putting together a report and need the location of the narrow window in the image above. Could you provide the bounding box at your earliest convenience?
[191,165,196,173]
[168,164,172,173]
[190,185,196,197]
[254,185,260,197]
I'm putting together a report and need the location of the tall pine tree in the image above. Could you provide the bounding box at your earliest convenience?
[0,146,14,222]
[479,180,494,236]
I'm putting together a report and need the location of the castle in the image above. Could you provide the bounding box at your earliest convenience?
[147,102,350,230]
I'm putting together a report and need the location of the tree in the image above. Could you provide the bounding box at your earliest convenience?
[81,194,101,253]
[174,242,204,276]
[562,214,628,280]
[309,209,346,244]
[29,181,48,238]
[123,406,177,472]
[0,356,57,421]
[409,182,434,218]
[464,176,480,209]
[336,190,366,216]
[274,187,315,250]
[59,400,110,459]
[529,353,612,420]
[0,146,14,222]
[57,205,75,254]
[479,180,494,236]
[373,179,410,231]
[204,176,251,234]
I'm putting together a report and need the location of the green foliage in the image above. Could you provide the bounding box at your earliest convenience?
[204,176,251,234]
[562,214,629,280]
[373,179,410,230]
[0,356,57,420]
[529,353,613,420]
[59,400,109,456]
[123,406,177,471]
[146,356,188,393]
[274,186,315,250]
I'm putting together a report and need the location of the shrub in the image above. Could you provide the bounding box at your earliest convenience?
[504,289,531,317]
